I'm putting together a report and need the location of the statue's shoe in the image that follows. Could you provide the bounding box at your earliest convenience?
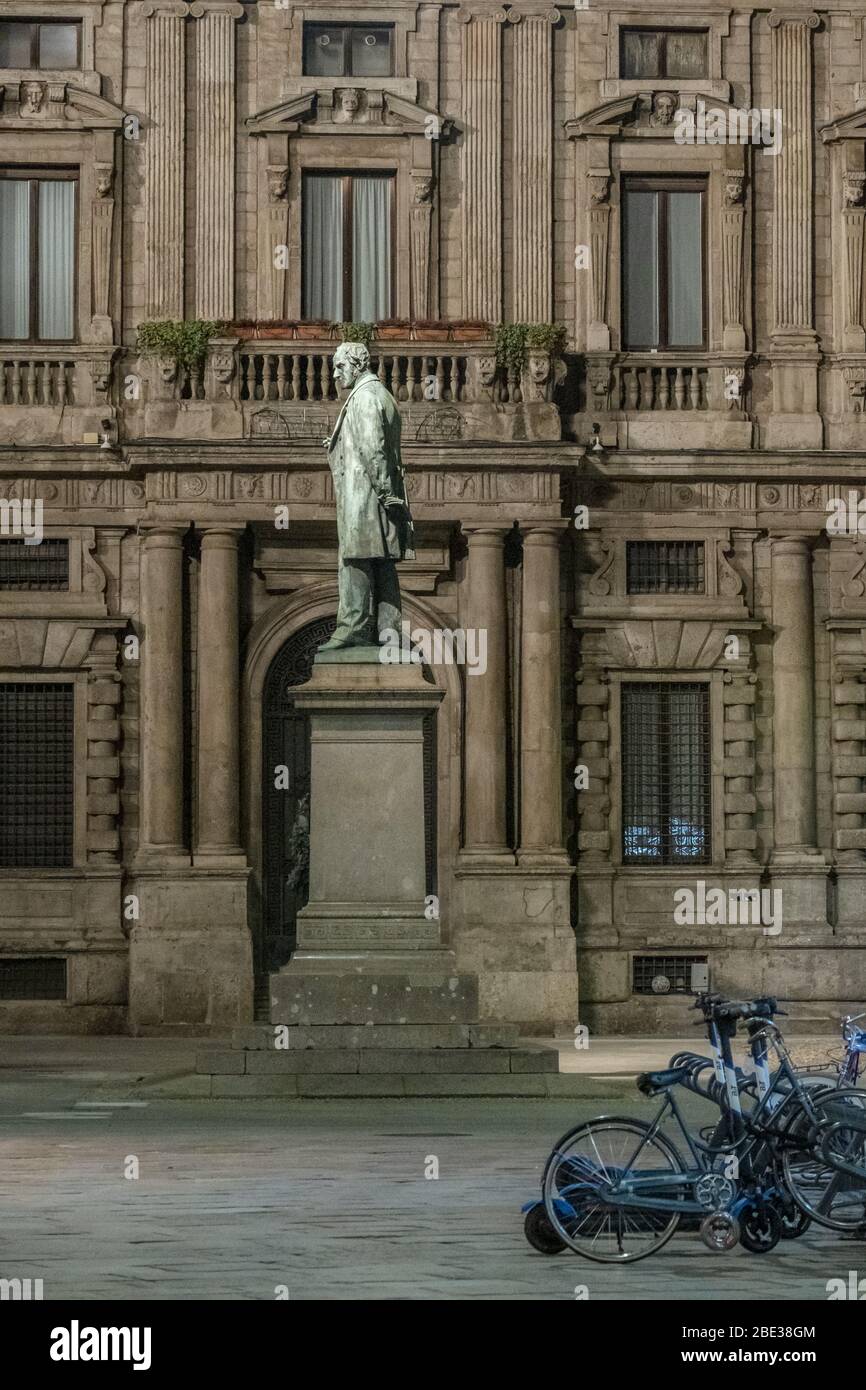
[317,634,374,652]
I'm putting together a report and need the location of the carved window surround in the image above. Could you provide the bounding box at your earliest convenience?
[0,526,108,617]
[827,618,866,863]
[0,0,104,95]
[246,90,450,322]
[567,95,751,365]
[821,109,866,358]
[573,625,760,868]
[597,10,731,104]
[578,530,751,621]
[0,83,123,345]
[280,4,418,81]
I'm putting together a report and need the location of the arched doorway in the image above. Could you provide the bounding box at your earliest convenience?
[259,618,438,976]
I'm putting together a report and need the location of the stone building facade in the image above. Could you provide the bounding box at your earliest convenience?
[0,0,865,1036]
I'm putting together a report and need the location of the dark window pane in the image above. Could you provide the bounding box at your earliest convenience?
[350,27,392,77]
[0,179,31,339]
[302,173,343,320]
[38,180,75,340]
[622,682,711,866]
[621,30,661,79]
[623,188,658,348]
[38,23,79,69]
[304,25,345,76]
[0,22,33,67]
[352,175,392,320]
[0,683,74,868]
[667,191,703,345]
[665,31,707,78]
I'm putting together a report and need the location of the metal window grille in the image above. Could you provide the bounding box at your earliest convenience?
[622,682,711,864]
[0,956,66,1000]
[633,955,707,996]
[0,539,69,591]
[0,683,74,867]
[626,541,705,594]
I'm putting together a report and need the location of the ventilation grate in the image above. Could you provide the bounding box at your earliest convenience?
[633,955,707,996]
[626,541,705,594]
[0,956,67,1000]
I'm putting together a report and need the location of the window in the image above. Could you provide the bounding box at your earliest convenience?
[0,957,67,999]
[622,178,705,350]
[622,682,711,865]
[626,541,705,594]
[633,955,708,995]
[303,172,393,322]
[303,23,393,78]
[621,28,707,80]
[0,173,76,341]
[0,683,74,868]
[0,20,81,69]
[0,539,69,590]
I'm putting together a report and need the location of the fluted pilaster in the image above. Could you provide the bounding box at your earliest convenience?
[770,536,819,860]
[508,7,559,322]
[769,12,819,336]
[143,2,189,320]
[191,2,244,321]
[458,8,506,322]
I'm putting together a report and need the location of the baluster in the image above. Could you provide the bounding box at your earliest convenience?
[304,354,315,399]
[25,359,36,406]
[276,353,287,400]
[322,354,333,400]
[260,354,274,400]
[11,360,22,405]
[0,361,6,405]
[289,353,300,401]
[435,355,446,403]
[657,367,670,410]
[57,362,68,406]
[407,355,420,402]
[625,367,638,410]
[377,355,386,383]
[689,368,702,410]
[674,367,686,410]
[444,356,456,402]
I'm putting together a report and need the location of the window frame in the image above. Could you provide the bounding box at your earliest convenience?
[0,166,79,344]
[619,26,709,81]
[301,168,397,322]
[0,673,83,870]
[302,21,395,79]
[0,18,82,70]
[621,175,707,353]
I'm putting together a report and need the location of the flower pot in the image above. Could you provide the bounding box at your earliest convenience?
[411,320,451,342]
[296,320,331,340]
[376,321,412,341]
[255,321,298,340]
[450,320,490,342]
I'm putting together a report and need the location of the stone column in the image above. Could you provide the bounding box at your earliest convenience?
[770,536,820,859]
[766,10,821,447]
[139,526,187,862]
[195,526,244,862]
[462,526,512,861]
[143,2,189,320]
[508,6,559,322]
[518,524,568,866]
[458,8,507,322]
[191,2,244,321]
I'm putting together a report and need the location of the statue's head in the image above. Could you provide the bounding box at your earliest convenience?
[333,341,370,391]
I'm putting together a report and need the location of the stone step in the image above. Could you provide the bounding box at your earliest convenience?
[201,1071,579,1098]
[197,1046,558,1077]
[231,1023,520,1051]
[267,970,480,1026]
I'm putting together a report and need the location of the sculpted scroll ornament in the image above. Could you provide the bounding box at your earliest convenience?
[587,540,615,596]
[718,542,745,598]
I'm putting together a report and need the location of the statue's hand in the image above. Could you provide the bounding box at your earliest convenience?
[322,436,331,451]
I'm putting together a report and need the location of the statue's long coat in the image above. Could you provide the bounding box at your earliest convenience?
[326,370,416,561]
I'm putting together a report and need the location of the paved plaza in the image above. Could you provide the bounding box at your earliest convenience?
[0,1041,861,1302]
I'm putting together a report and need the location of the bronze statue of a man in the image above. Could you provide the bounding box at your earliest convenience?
[319,341,415,652]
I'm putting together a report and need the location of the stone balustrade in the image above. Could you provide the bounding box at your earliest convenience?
[0,353,77,407]
[612,357,710,413]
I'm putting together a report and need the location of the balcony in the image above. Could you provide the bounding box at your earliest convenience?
[580,351,754,450]
[0,348,115,447]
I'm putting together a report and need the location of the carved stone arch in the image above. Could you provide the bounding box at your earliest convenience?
[242,584,461,973]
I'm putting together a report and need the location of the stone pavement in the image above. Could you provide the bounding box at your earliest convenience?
[0,1039,861,1302]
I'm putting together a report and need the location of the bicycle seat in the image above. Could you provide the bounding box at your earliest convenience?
[636,1066,691,1096]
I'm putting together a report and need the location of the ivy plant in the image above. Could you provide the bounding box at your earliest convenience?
[335,322,376,349]
[136,320,224,371]
[495,322,567,373]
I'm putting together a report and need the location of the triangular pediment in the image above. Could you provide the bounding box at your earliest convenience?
[566,92,768,141]
[0,82,124,129]
[246,92,317,134]
[821,107,866,144]
[246,89,452,138]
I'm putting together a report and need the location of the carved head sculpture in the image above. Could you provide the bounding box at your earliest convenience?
[413,176,433,205]
[211,352,235,385]
[333,341,371,392]
[92,364,112,394]
[650,92,678,127]
[476,354,497,388]
[724,173,746,208]
[95,166,114,199]
[157,355,178,384]
[338,87,361,118]
[528,352,551,386]
[22,81,44,115]
[267,165,288,202]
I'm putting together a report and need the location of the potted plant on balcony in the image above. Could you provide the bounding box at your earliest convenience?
[450,319,490,342]
[296,320,333,340]
[336,322,376,350]
[253,320,297,341]
[411,319,451,342]
[376,319,412,341]
[136,319,224,372]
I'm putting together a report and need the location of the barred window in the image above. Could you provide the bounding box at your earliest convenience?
[0,683,74,867]
[626,541,705,594]
[0,538,69,590]
[0,956,66,999]
[622,682,711,864]
[633,955,707,995]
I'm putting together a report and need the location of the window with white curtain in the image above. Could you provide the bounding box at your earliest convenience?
[622,178,705,350]
[302,172,393,322]
[0,174,76,341]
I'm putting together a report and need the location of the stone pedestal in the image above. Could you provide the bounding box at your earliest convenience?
[288,653,445,966]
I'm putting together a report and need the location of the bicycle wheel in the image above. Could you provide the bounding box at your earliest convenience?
[782,1088,866,1231]
[542,1117,686,1264]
